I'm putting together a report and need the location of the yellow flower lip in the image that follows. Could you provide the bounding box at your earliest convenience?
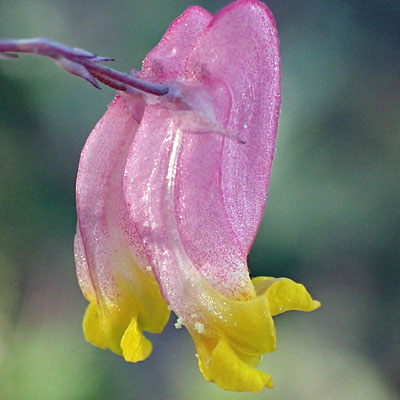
[82,261,170,360]
[198,336,274,393]
[82,272,320,393]
[182,275,320,392]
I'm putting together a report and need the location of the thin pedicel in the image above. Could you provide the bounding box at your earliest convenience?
[0,38,169,96]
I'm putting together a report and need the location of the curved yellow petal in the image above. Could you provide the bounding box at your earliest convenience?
[253,276,321,316]
[193,274,276,356]
[197,336,273,393]
[82,261,170,360]
[83,302,108,350]
[184,275,320,392]
[121,317,153,362]
[184,276,276,392]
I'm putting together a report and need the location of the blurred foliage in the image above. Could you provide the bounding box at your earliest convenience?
[0,0,399,399]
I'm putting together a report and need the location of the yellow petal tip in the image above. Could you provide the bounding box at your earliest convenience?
[82,303,108,350]
[197,336,273,393]
[121,317,153,362]
[260,277,320,316]
[312,300,321,310]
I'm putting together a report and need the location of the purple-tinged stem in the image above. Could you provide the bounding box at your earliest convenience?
[0,38,169,96]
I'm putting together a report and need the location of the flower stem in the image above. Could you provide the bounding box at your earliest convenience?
[0,38,169,96]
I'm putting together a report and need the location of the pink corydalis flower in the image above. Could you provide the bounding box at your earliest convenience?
[74,0,320,392]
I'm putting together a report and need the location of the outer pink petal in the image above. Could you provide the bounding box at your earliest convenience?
[124,0,280,305]
[74,224,96,302]
[76,94,146,303]
[134,3,251,299]
[174,124,250,297]
[141,6,212,81]
[76,4,212,303]
[124,105,218,321]
[124,106,252,334]
[184,0,281,253]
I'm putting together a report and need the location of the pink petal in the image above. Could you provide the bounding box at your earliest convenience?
[124,0,281,310]
[174,123,250,297]
[141,6,212,81]
[124,105,224,321]
[76,4,212,304]
[76,94,146,303]
[124,105,252,333]
[74,224,96,302]
[184,0,281,253]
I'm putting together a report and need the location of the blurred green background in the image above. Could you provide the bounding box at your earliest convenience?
[0,0,399,399]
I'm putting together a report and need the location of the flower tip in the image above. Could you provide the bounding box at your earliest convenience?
[312,300,322,310]
[121,318,153,363]
[82,303,108,350]
[196,334,275,392]
[267,379,274,389]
